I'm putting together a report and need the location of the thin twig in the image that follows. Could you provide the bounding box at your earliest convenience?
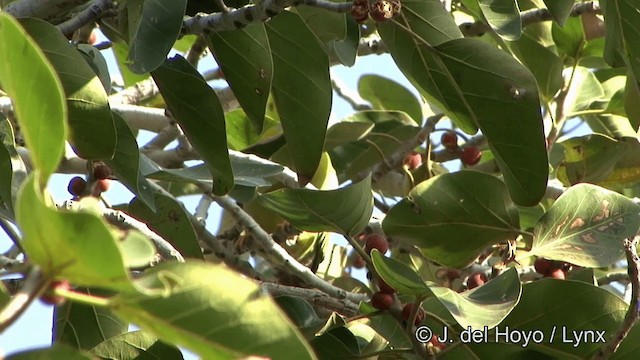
[57,0,117,37]
[261,282,360,316]
[0,266,48,334]
[592,236,640,359]
[142,124,180,151]
[0,218,23,253]
[186,35,208,67]
[194,194,213,224]
[331,75,371,111]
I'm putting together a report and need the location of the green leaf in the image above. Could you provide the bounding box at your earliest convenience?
[112,41,149,87]
[266,11,332,181]
[110,261,316,360]
[510,33,563,100]
[76,44,111,94]
[105,112,156,211]
[551,16,585,58]
[90,331,184,360]
[528,183,640,267]
[207,23,272,132]
[603,0,640,80]
[564,67,605,116]
[324,121,374,150]
[383,171,521,268]
[542,0,575,26]
[120,231,157,268]
[625,70,640,130]
[274,296,325,339]
[127,0,187,73]
[21,19,116,160]
[329,15,360,67]
[357,74,422,123]
[0,118,26,216]
[54,288,127,350]
[128,193,204,260]
[16,175,132,291]
[373,251,521,329]
[479,0,522,40]
[295,1,347,43]
[0,13,66,185]
[225,110,280,151]
[257,176,373,236]
[152,56,234,195]
[311,326,359,359]
[6,345,94,360]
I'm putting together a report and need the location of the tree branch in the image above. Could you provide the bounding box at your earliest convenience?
[181,0,351,36]
[56,0,116,37]
[261,282,360,316]
[4,0,87,21]
[593,236,640,359]
[0,266,48,334]
[212,195,367,302]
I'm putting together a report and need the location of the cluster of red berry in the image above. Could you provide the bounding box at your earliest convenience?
[350,0,401,23]
[534,258,569,279]
[441,131,482,166]
[67,163,112,198]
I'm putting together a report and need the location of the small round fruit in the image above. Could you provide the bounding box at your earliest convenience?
[353,256,366,269]
[460,146,482,166]
[545,268,566,280]
[377,278,395,294]
[97,179,111,192]
[93,163,112,180]
[404,151,422,170]
[467,272,488,290]
[40,279,70,306]
[534,258,564,276]
[401,303,425,325]
[67,176,86,196]
[350,3,369,23]
[371,292,394,310]
[441,131,458,150]
[364,234,389,254]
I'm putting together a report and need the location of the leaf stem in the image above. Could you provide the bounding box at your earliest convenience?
[55,288,111,307]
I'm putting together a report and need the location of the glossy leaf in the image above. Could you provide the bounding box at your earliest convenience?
[127,0,187,73]
[383,171,521,268]
[372,251,521,329]
[16,176,132,291]
[551,16,585,58]
[90,331,184,359]
[357,74,422,123]
[542,0,575,25]
[528,183,640,267]
[257,176,373,236]
[21,19,116,160]
[510,32,563,99]
[207,23,272,132]
[54,288,127,350]
[0,13,66,184]
[266,11,332,182]
[105,112,156,211]
[110,261,315,360]
[152,56,234,195]
[479,0,522,40]
[564,67,605,116]
[76,44,111,94]
[225,110,280,151]
[128,193,204,260]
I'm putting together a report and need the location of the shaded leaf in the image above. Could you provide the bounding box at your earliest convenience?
[6,345,94,360]
[54,288,127,350]
[16,176,133,291]
[207,23,272,132]
[551,16,585,58]
[603,0,640,81]
[479,0,522,40]
[105,112,155,211]
[21,19,116,160]
[542,0,575,25]
[128,193,204,260]
[258,176,373,236]
[266,11,332,181]
[0,13,66,184]
[528,183,640,267]
[510,32,563,100]
[90,331,184,360]
[329,14,360,67]
[152,56,233,195]
[358,74,422,123]
[296,1,347,43]
[127,0,188,73]
[110,261,315,360]
[383,171,521,268]
[225,110,280,151]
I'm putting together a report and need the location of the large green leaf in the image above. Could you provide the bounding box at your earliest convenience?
[128,193,204,260]
[551,16,585,59]
[110,261,316,360]
[564,67,605,117]
[295,1,347,43]
[90,331,184,359]
[372,251,521,330]
[542,0,575,26]
[603,0,640,81]
[54,288,127,350]
[357,74,422,124]
[16,175,132,291]
[105,112,156,211]
[479,0,522,40]
[510,32,563,100]
[266,11,332,182]
[257,176,373,236]
[383,171,521,268]
[0,13,66,184]
[527,183,640,267]
[127,0,187,73]
[378,15,548,205]
[152,56,233,195]
[21,19,116,161]
[329,14,360,67]
[207,23,272,132]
